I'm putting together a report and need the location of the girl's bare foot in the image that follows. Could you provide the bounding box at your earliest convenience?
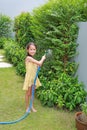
[26,107,31,113]
[31,107,37,112]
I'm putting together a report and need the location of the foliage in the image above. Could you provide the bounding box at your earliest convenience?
[0,14,12,38]
[31,0,81,78]
[78,102,87,123]
[32,0,87,110]
[4,39,26,76]
[36,73,87,111]
[0,37,7,48]
[13,12,34,48]
[0,14,13,48]
[81,102,87,115]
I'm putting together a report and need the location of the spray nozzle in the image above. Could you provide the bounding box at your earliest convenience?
[45,49,52,58]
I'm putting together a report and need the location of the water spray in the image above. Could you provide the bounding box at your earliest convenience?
[45,49,52,58]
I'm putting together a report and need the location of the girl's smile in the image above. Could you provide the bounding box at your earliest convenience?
[28,45,36,56]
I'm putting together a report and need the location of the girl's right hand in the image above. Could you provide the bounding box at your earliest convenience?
[42,55,46,61]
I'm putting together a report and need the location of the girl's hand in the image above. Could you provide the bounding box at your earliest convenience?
[25,55,46,66]
[42,55,46,61]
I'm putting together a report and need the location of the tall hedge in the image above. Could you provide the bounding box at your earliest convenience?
[31,0,87,110]
[14,12,34,48]
[30,0,87,79]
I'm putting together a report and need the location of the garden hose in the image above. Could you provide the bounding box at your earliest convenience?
[0,49,52,125]
[0,66,41,125]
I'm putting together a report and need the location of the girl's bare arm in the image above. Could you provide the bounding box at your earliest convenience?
[26,55,46,66]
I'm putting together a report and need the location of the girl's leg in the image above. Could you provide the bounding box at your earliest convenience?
[31,86,37,112]
[25,87,32,112]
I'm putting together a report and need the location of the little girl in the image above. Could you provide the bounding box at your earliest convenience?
[23,42,46,112]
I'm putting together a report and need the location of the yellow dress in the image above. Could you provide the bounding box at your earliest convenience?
[23,61,41,90]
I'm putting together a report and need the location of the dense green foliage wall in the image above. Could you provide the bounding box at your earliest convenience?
[4,0,87,110]
[31,0,87,110]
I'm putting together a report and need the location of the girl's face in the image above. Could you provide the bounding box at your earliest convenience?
[28,44,36,56]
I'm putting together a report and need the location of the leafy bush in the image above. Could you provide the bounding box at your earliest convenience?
[4,39,26,76]
[16,61,25,76]
[0,14,13,48]
[14,12,34,48]
[0,37,7,48]
[0,14,12,38]
[36,73,87,111]
[33,0,87,110]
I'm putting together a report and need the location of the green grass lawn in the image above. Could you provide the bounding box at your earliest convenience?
[0,50,77,130]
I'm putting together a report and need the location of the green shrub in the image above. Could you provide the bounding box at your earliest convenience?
[0,14,13,48]
[16,61,25,76]
[0,37,7,48]
[0,14,12,38]
[36,73,87,111]
[14,12,34,48]
[35,0,87,110]
[4,39,26,76]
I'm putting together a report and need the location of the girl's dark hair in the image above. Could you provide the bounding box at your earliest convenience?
[26,42,37,56]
